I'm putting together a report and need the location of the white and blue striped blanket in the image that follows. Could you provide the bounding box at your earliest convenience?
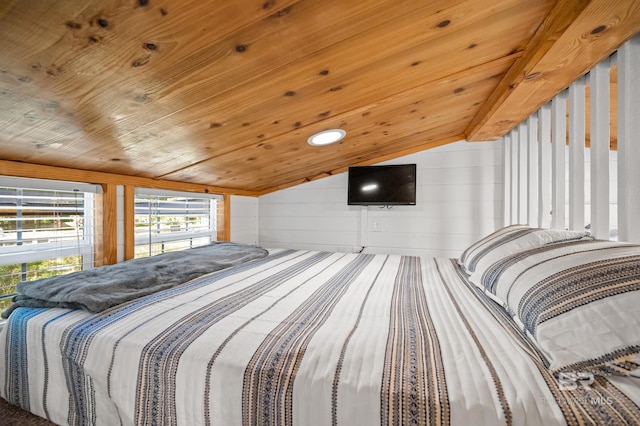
[1,250,639,425]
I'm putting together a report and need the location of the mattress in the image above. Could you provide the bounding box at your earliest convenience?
[1,249,639,425]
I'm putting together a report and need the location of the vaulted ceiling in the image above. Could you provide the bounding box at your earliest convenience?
[0,0,638,195]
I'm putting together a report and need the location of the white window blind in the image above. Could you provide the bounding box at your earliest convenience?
[0,177,100,310]
[134,188,220,258]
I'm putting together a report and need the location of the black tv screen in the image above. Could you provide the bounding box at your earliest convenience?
[347,164,417,206]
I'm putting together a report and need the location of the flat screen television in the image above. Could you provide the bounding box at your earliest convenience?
[347,164,417,206]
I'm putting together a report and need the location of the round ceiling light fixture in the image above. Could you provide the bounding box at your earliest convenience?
[307,129,346,146]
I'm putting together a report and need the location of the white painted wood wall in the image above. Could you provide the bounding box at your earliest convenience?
[257,140,503,257]
[502,34,640,243]
[230,195,259,245]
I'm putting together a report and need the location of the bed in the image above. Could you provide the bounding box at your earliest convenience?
[1,227,639,425]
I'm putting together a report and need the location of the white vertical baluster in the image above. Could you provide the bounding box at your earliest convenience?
[519,122,528,224]
[590,59,610,240]
[551,91,567,230]
[618,34,640,243]
[527,113,539,227]
[568,76,586,231]
[538,103,552,228]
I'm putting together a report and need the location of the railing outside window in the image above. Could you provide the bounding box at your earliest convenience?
[134,189,220,258]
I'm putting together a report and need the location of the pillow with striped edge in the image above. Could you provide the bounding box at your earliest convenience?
[477,238,640,377]
[459,225,590,281]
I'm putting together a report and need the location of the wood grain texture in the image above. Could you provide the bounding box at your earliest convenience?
[98,183,118,265]
[217,194,231,242]
[0,159,258,196]
[467,0,640,141]
[0,0,636,194]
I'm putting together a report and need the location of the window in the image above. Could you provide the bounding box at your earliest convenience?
[134,189,221,258]
[0,177,101,311]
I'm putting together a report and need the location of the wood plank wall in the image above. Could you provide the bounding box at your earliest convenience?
[0,161,248,264]
[502,34,640,243]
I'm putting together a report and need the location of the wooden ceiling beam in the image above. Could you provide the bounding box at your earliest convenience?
[466,0,640,141]
[0,159,259,197]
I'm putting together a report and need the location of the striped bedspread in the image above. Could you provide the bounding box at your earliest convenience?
[1,250,639,425]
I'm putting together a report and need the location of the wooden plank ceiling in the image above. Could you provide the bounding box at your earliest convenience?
[0,0,638,195]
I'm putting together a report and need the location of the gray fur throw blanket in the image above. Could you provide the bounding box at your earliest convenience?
[1,242,268,319]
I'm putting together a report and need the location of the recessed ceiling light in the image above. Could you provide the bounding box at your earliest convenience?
[307,129,346,146]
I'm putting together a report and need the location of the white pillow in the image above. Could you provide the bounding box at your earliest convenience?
[459,225,589,281]
[478,238,640,376]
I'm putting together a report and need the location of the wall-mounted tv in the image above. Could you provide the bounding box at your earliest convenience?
[347,164,417,206]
